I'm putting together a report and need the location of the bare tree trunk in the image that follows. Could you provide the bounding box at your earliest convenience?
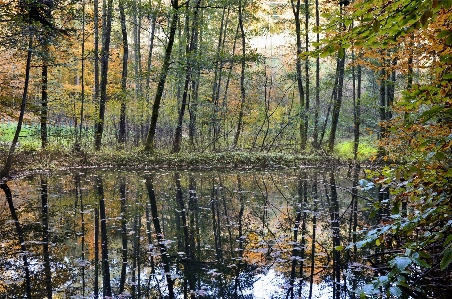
[173,0,201,153]
[41,52,48,148]
[118,0,128,145]
[211,7,229,151]
[75,1,86,150]
[144,1,179,152]
[233,1,246,148]
[93,0,100,135]
[290,0,306,151]
[328,54,345,153]
[378,65,386,156]
[94,0,113,150]
[327,4,346,153]
[1,35,33,179]
[353,51,362,161]
[145,14,156,102]
[303,0,310,149]
[312,0,320,148]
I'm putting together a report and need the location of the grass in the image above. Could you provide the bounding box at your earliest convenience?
[335,139,378,161]
[0,122,377,176]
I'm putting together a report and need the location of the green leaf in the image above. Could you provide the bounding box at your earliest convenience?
[444,234,452,246]
[440,248,452,270]
[414,258,431,268]
[372,19,380,32]
[335,245,345,251]
[438,30,452,38]
[420,105,443,122]
[435,151,446,160]
[390,256,412,271]
[420,10,432,27]
[392,202,400,215]
[390,286,402,297]
[440,0,452,9]
[338,47,345,59]
[447,34,452,45]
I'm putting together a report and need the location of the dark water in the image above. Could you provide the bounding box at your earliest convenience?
[0,167,377,298]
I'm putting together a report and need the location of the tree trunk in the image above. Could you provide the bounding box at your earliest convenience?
[118,0,128,145]
[94,0,113,150]
[41,54,48,149]
[328,53,345,153]
[353,52,362,161]
[304,0,310,148]
[145,14,156,100]
[378,66,386,154]
[1,35,33,179]
[75,0,86,150]
[233,2,246,148]
[173,0,201,153]
[290,0,306,151]
[144,2,179,152]
[211,7,229,151]
[93,0,100,135]
[312,0,320,148]
[327,4,346,153]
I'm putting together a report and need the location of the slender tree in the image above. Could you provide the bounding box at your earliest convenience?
[1,35,33,179]
[327,3,346,153]
[75,0,86,150]
[173,0,202,153]
[233,0,247,148]
[94,0,113,150]
[118,0,129,145]
[311,0,320,148]
[290,0,306,151]
[144,0,180,152]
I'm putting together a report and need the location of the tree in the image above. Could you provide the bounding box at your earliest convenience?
[118,0,128,145]
[232,0,247,148]
[172,0,202,153]
[144,0,180,152]
[290,0,306,151]
[94,0,114,150]
[319,0,452,296]
[327,3,346,153]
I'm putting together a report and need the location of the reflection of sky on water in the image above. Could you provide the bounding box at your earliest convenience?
[251,269,331,299]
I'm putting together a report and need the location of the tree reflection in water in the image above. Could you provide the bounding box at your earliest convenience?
[1,168,379,298]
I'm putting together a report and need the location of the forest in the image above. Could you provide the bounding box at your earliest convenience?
[0,0,451,298]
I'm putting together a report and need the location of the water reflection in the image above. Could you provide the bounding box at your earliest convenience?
[1,168,373,298]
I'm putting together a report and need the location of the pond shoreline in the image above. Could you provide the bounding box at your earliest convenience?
[0,147,378,180]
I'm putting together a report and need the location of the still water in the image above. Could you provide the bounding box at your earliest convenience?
[0,167,377,298]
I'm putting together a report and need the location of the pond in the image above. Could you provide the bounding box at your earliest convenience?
[0,167,380,298]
